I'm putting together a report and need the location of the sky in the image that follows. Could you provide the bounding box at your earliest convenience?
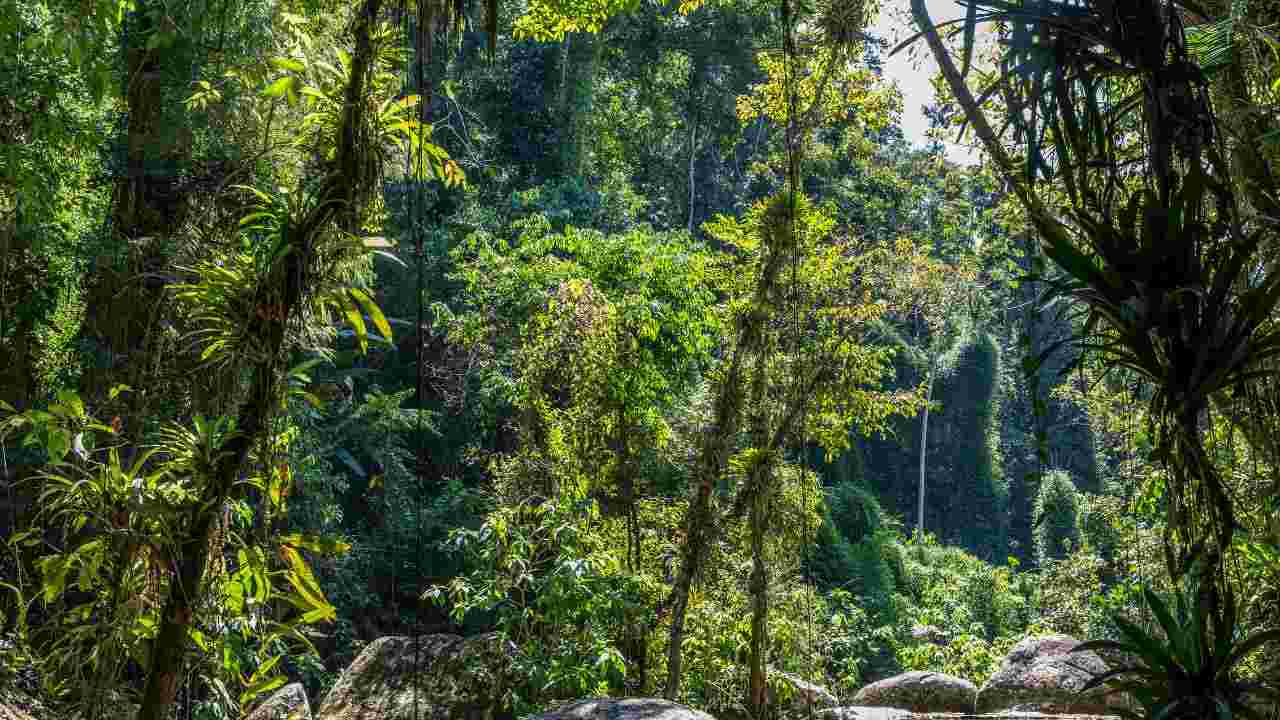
[871,0,988,164]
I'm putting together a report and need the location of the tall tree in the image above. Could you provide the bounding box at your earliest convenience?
[908,0,1280,626]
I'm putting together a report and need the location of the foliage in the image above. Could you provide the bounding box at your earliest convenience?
[0,390,349,717]
[889,534,1034,685]
[427,495,636,713]
[1077,577,1280,720]
[1033,469,1080,566]
[907,0,1280,631]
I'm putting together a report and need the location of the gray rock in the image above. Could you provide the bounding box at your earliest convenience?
[0,690,38,720]
[315,633,517,720]
[530,697,715,720]
[854,670,977,713]
[247,682,312,720]
[909,625,948,646]
[976,635,1123,715]
[771,670,839,713]
[816,707,912,720]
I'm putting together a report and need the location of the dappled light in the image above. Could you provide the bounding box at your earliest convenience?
[1,0,1278,719]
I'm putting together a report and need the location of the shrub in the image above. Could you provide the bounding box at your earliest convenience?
[1033,469,1080,566]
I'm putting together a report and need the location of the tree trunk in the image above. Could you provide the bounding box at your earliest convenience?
[80,0,195,434]
[748,481,770,717]
[0,207,38,413]
[664,199,791,700]
[917,365,932,539]
[663,338,750,700]
[543,30,604,178]
[135,3,384,718]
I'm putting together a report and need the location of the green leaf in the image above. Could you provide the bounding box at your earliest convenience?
[38,555,70,603]
[371,249,407,268]
[279,533,352,556]
[190,628,210,652]
[268,56,305,73]
[340,297,369,354]
[1223,629,1280,672]
[55,389,85,419]
[348,287,393,346]
[239,675,286,707]
[1113,615,1177,670]
[261,76,294,98]
[249,653,284,683]
[46,430,71,462]
[280,546,329,613]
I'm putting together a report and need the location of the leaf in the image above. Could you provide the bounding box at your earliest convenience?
[280,533,352,556]
[249,653,284,683]
[1223,629,1280,671]
[261,76,295,99]
[268,56,305,73]
[371,249,407,268]
[46,430,71,463]
[280,547,329,614]
[348,287,393,346]
[288,358,328,379]
[340,297,369,354]
[239,675,286,707]
[55,389,85,419]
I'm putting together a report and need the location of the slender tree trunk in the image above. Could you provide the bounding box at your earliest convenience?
[741,323,775,717]
[81,0,197,437]
[917,364,932,539]
[0,206,37,413]
[663,339,751,700]
[748,482,770,717]
[664,197,792,699]
[686,119,699,233]
[135,3,383,718]
[542,30,603,178]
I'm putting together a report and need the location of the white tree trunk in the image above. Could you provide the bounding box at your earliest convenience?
[918,365,933,540]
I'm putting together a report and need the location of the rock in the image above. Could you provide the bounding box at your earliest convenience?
[0,689,38,720]
[853,670,977,713]
[315,633,517,720]
[247,682,312,720]
[909,625,948,646]
[977,634,1121,715]
[816,707,912,720]
[770,670,839,713]
[529,697,715,720]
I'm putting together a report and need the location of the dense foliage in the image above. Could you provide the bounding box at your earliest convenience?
[2,0,1279,717]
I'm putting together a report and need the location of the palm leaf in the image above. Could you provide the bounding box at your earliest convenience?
[1114,615,1179,671]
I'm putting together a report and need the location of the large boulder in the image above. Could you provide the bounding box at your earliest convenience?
[315,633,517,720]
[247,682,312,720]
[529,698,714,720]
[977,634,1121,715]
[853,670,977,713]
[817,708,911,720]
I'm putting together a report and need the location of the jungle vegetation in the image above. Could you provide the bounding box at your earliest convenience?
[0,0,1278,717]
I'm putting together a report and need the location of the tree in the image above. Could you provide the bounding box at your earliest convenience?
[1033,469,1080,566]
[907,0,1280,631]
[1,1,454,717]
[660,193,923,708]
